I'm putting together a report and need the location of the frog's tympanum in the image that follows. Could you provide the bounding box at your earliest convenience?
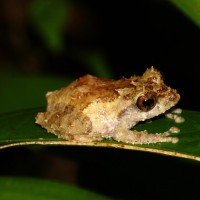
[35,67,180,144]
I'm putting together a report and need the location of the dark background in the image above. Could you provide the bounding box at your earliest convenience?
[0,1,200,199]
[0,0,199,110]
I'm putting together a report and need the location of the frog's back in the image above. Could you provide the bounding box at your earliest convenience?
[35,74,135,139]
[46,74,134,112]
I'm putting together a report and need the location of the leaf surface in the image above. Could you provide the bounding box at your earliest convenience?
[0,107,200,161]
[0,177,110,200]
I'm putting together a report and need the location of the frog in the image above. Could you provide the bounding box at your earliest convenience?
[35,66,180,144]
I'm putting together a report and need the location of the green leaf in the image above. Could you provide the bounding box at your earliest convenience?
[29,0,71,51]
[0,71,72,113]
[170,0,200,28]
[0,107,200,161]
[0,177,110,200]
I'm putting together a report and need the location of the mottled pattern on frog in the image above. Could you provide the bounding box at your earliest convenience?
[35,67,180,144]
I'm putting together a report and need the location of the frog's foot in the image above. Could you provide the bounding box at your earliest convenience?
[112,127,179,144]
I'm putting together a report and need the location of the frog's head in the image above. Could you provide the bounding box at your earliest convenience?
[118,67,180,122]
[128,66,180,122]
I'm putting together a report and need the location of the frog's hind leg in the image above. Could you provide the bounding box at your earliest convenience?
[112,128,179,144]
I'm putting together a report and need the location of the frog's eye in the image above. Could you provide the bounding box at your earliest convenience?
[136,93,157,111]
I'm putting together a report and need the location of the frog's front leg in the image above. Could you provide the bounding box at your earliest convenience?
[111,127,179,144]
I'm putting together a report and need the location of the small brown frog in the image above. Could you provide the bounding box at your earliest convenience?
[35,67,180,144]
